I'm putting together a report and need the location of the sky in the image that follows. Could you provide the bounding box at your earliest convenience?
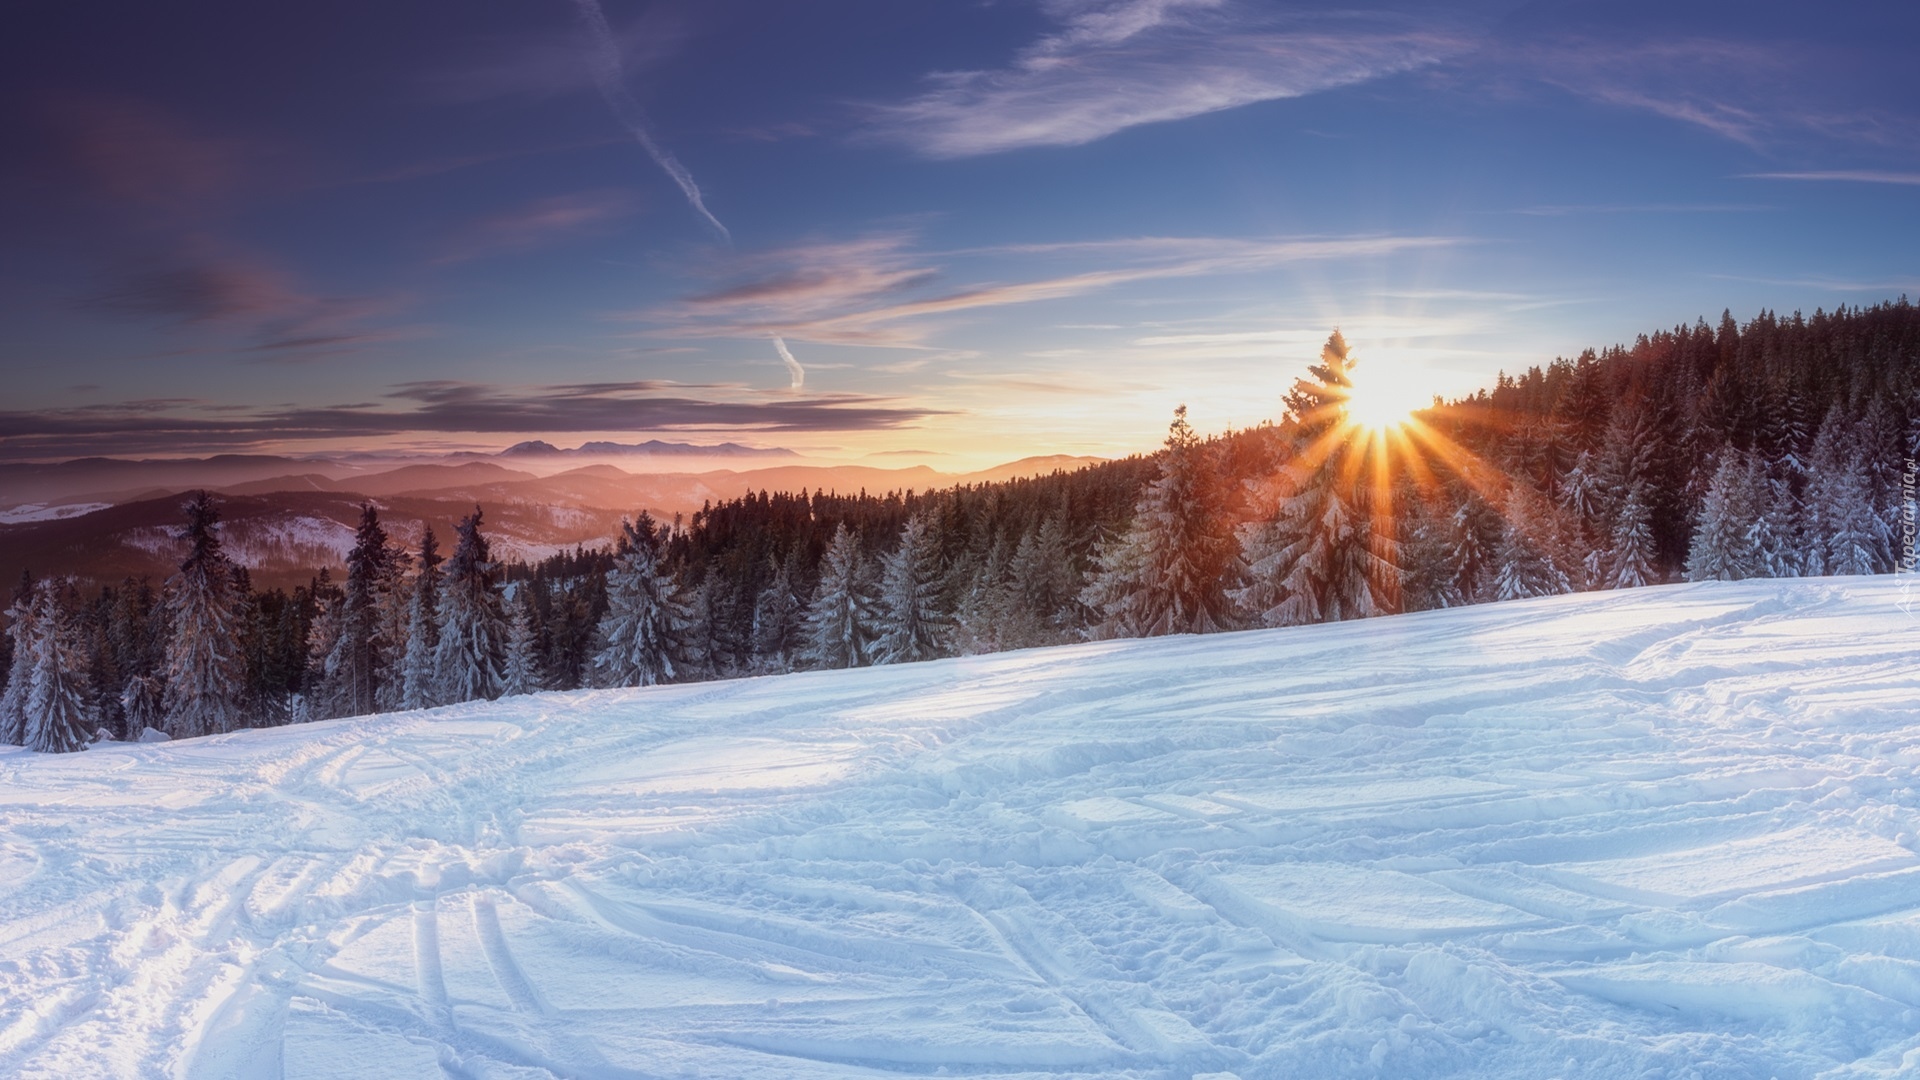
[1,0,1916,468]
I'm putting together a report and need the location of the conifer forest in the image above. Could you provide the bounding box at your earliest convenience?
[5,301,1918,752]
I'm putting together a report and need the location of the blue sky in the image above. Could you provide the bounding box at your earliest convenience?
[1,0,1915,465]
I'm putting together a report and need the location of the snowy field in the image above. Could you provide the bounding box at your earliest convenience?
[4,578,1920,1079]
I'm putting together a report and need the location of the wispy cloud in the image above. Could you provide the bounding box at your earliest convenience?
[434,189,641,264]
[771,337,806,391]
[569,0,728,239]
[0,381,945,460]
[1703,272,1920,294]
[645,231,1464,347]
[1743,171,1920,186]
[1507,203,1770,217]
[422,9,686,105]
[45,94,316,225]
[1483,35,1914,152]
[81,242,419,358]
[869,1,1459,157]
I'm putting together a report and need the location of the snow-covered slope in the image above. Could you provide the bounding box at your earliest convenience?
[4,579,1920,1079]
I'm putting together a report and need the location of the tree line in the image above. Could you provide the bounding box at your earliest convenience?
[4,299,1916,752]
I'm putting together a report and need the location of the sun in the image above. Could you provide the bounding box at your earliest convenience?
[1342,369,1429,432]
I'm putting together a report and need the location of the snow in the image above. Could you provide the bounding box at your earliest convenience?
[0,503,110,525]
[4,577,1920,1078]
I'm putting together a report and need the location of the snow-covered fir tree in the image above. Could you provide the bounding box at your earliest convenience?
[749,550,805,673]
[1494,486,1572,600]
[399,527,443,710]
[1805,411,1888,577]
[1233,332,1396,627]
[319,504,397,718]
[24,581,95,753]
[1445,492,1501,606]
[590,514,679,687]
[500,592,544,696]
[1685,454,1762,582]
[951,525,1013,654]
[120,674,165,739]
[1002,512,1077,647]
[1754,463,1804,578]
[162,492,250,738]
[372,536,413,714]
[1,577,37,746]
[1086,405,1242,636]
[1398,496,1463,612]
[874,512,947,664]
[672,576,717,681]
[433,508,507,703]
[802,523,876,669]
[1607,480,1659,589]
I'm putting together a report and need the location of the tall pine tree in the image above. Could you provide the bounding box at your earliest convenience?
[433,508,507,704]
[399,526,443,710]
[1,574,36,746]
[749,549,805,674]
[24,581,95,753]
[802,523,876,669]
[320,504,397,718]
[874,512,948,664]
[590,514,679,687]
[1233,333,1397,626]
[162,492,249,738]
[501,591,544,696]
[1086,405,1242,636]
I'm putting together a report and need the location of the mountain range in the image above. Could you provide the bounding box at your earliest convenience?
[0,451,1107,590]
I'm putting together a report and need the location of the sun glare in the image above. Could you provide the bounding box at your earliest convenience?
[1343,372,1429,432]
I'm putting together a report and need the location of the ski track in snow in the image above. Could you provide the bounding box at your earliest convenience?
[4,578,1920,1078]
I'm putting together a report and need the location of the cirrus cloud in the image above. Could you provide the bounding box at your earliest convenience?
[868,0,1462,158]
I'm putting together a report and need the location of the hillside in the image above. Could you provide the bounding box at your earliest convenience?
[4,578,1919,1078]
[0,455,1109,590]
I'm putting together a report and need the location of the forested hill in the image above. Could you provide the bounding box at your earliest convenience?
[3,299,1917,748]
[1426,300,1920,579]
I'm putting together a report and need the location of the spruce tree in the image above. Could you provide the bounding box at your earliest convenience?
[1398,496,1462,612]
[120,674,165,738]
[1806,410,1888,577]
[952,527,1013,654]
[874,512,948,664]
[749,550,804,674]
[399,527,443,710]
[1232,333,1395,627]
[1754,463,1803,578]
[24,581,96,753]
[1494,486,1572,600]
[590,514,679,687]
[1003,513,1077,646]
[1,575,35,746]
[1087,405,1242,635]
[433,508,507,704]
[802,523,875,669]
[672,575,717,681]
[500,592,544,696]
[1685,454,1761,582]
[1446,492,1501,605]
[321,504,396,718]
[1607,481,1659,589]
[162,492,250,738]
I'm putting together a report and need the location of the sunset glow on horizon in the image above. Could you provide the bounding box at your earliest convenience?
[0,1,1914,467]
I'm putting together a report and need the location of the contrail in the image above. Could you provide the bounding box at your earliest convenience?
[772,336,805,391]
[568,0,729,241]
